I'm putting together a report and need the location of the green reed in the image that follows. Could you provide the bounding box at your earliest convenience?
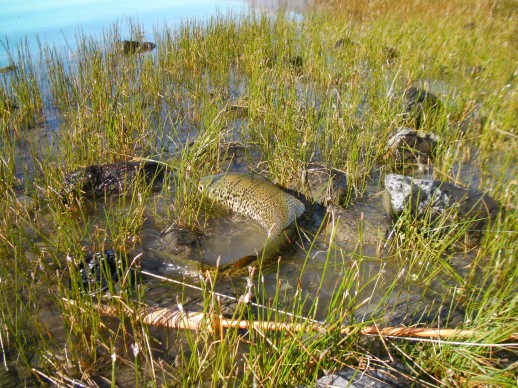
[0,1,516,385]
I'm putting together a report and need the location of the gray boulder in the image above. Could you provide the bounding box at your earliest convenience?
[385,128,438,167]
[384,174,500,245]
[287,163,348,206]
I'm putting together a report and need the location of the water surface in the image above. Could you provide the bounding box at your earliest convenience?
[0,0,248,65]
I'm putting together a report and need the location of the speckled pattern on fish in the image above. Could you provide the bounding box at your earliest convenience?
[199,172,305,237]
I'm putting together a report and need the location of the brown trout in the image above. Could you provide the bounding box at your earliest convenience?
[166,172,305,278]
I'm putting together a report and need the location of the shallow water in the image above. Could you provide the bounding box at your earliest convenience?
[142,213,267,268]
[129,168,419,322]
[3,4,511,385]
[0,0,250,65]
[10,70,487,322]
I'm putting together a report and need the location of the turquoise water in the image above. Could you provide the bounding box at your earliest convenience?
[0,0,248,65]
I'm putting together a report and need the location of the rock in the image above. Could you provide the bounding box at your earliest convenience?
[73,250,122,295]
[455,108,487,135]
[153,227,201,258]
[326,204,389,254]
[382,46,399,63]
[315,360,412,387]
[287,163,348,206]
[62,161,166,200]
[289,55,303,68]
[402,86,444,128]
[385,128,438,167]
[334,37,354,49]
[0,65,16,74]
[384,174,500,245]
[68,250,138,297]
[118,40,156,55]
[142,227,202,275]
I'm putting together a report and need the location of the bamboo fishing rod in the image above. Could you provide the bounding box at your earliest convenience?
[65,299,518,343]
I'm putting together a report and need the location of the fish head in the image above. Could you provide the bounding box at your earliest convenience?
[198,174,222,193]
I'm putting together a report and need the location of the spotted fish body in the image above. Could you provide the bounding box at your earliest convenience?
[192,172,305,277]
[199,173,305,237]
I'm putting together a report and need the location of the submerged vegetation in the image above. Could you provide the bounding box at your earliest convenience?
[0,0,516,386]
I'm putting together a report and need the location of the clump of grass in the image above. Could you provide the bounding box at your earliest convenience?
[0,1,516,385]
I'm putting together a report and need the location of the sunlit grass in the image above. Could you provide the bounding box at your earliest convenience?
[0,0,516,385]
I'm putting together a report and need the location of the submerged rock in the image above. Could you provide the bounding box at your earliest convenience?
[326,204,389,254]
[384,174,500,245]
[143,227,203,276]
[62,161,166,200]
[72,250,125,296]
[118,40,156,55]
[385,127,438,168]
[153,227,201,259]
[403,86,444,128]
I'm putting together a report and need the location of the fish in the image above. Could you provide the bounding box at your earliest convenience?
[166,172,305,278]
[199,172,305,237]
